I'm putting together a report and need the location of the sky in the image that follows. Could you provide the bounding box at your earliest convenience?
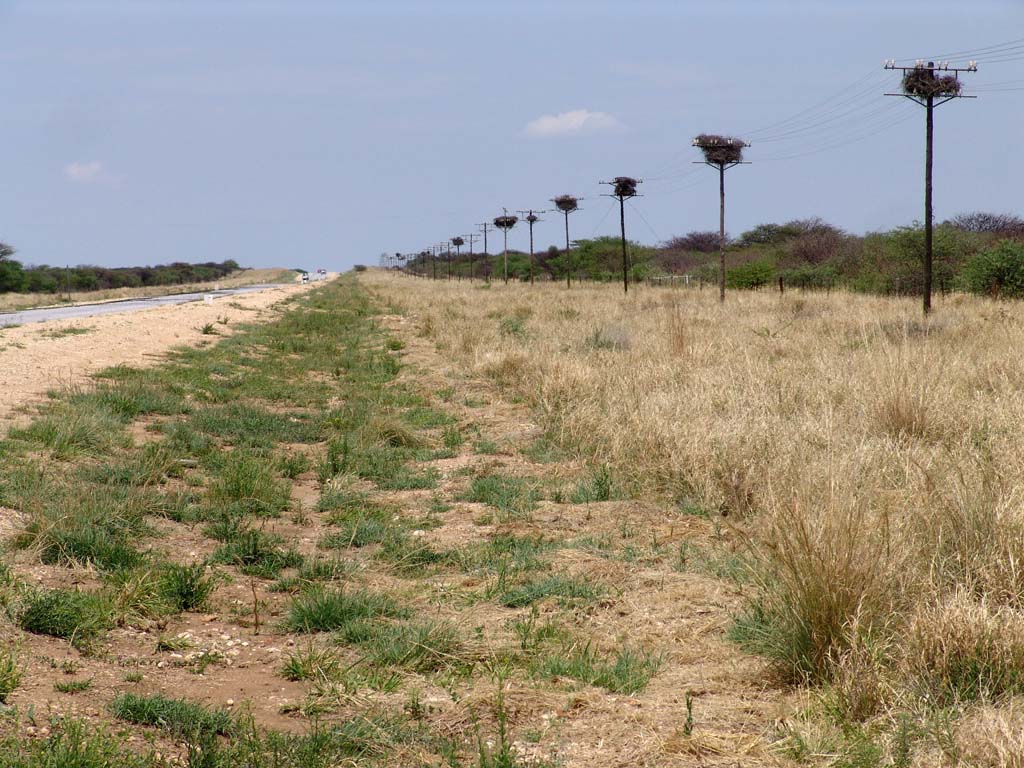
[1,0,1023,271]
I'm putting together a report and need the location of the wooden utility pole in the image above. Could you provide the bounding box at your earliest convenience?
[552,195,582,288]
[600,178,641,293]
[692,135,750,303]
[517,209,546,285]
[493,210,518,285]
[477,222,492,283]
[885,58,977,315]
[463,233,479,280]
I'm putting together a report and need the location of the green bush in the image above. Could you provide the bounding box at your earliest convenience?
[726,259,775,289]
[962,239,1024,298]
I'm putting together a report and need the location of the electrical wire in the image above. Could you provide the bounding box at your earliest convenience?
[627,199,662,243]
[588,200,618,237]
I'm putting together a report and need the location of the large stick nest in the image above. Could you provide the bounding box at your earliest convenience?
[693,133,746,165]
[612,177,638,198]
[553,194,579,213]
[902,66,962,98]
[525,213,538,224]
[494,215,518,230]
[451,237,464,247]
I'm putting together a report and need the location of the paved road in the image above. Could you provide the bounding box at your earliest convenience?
[0,284,289,328]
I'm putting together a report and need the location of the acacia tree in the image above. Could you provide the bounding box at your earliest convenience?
[0,242,24,293]
[663,231,724,253]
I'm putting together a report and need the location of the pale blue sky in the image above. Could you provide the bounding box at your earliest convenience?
[1,0,1022,270]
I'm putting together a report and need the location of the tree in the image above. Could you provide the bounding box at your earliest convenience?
[0,242,25,292]
[947,212,1024,238]
[663,231,724,253]
[961,240,1024,298]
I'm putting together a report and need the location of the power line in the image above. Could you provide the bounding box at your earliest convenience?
[627,199,661,243]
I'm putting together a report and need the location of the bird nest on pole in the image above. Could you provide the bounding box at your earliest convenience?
[612,177,638,198]
[693,134,746,165]
[553,194,579,213]
[451,236,464,247]
[902,66,962,98]
[526,213,538,224]
[494,215,518,230]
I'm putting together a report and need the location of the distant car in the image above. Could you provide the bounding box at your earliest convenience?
[301,273,309,283]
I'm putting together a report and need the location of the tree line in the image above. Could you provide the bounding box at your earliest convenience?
[0,244,241,294]
[399,211,1024,299]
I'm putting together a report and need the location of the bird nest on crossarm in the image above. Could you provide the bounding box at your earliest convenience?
[612,177,638,198]
[693,134,746,165]
[553,194,579,213]
[494,215,518,230]
[902,66,962,98]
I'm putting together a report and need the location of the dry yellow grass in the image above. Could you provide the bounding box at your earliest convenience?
[366,270,1024,760]
[0,268,297,312]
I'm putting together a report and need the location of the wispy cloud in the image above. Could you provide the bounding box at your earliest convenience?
[64,161,105,183]
[524,109,623,138]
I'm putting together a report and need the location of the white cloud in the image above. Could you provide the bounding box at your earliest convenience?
[524,109,623,138]
[64,161,104,183]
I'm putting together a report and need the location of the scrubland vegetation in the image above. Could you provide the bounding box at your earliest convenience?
[6,265,1024,766]
[402,212,1024,299]
[369,269,1024,766]
[0,276,685,767]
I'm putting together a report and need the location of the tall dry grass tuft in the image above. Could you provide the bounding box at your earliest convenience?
[905,593,1024,706]
[364,271,1024,731]
[732,487,901,683]
[952,700,1024,767]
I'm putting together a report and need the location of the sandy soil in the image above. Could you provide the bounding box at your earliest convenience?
[0,281,319,434]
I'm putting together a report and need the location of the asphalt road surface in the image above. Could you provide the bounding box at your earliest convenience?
[0,284,288,328]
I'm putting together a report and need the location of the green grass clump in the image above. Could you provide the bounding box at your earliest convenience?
[402,406,455,429]
[0,719,157,768]
[462,474,541,520]
[210,529,303,579]
[570,465,615,503]
[191,403,322,449]
[321,516,392,549]
[206,450,291,518]
[0,648,21,703]
[158,563,219,611]
[378,466,439,491]
[500,574,601,608]
[111,692,233,738]
[18,588,113,649]
[8,402,127,459]
[454,533,553,575]
[84,444,182,488]
[277,451,311,479]
[39,525,144,572]
[281,645,342,681]
[285,587,406,633]
[271,558,354,593]
[16,482,150,573]
[71,380,188,421]
[534,644,662,694]
[377,533,448,574]
[54,678,93,694]
[442,425,463,449]
[342,620,465,672]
